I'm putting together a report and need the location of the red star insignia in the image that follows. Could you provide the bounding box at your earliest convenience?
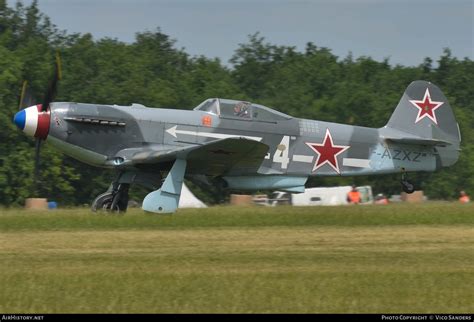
[305,129,350,174]
[409,88,444,124]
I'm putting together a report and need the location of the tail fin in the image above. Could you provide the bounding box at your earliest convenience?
[381,80,461,167]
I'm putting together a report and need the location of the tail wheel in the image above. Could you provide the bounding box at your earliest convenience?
[401,180,415,194]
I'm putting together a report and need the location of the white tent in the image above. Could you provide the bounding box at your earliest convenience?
[178,183,207,208]
[289,185,373,206]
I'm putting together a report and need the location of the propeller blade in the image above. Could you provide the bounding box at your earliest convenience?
[34,138,41,195]
[18,80,36,110]
[41,50,62,112]
[19,80,27,110]
[56,50,62,80]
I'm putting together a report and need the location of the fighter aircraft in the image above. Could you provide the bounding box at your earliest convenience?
[13,57,461,213]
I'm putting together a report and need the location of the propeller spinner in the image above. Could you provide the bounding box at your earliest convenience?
[13,104,51,139]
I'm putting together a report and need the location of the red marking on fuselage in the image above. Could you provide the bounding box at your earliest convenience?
[305,129,350,174]
[202,115,212,127]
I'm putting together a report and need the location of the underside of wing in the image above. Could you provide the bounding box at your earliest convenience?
[185,138,269,176]
[115,138,269,176]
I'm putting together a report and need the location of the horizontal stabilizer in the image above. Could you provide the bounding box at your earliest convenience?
[385,137,452,146]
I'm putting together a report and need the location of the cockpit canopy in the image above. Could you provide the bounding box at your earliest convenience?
[194,98,292,122]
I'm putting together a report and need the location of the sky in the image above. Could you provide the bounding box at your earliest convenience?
[7,0,474,66]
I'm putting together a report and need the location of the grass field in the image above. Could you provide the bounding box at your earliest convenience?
[0,203,473,313]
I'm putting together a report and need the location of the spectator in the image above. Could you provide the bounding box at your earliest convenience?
[459,191,470,203]
[347,185,361,204]
[375,193,389,205]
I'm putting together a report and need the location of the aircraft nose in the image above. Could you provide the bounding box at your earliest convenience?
[13,109,26,130]
[12,104,50,139]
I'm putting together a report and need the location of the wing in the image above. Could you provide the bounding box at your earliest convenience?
[113,138,269,176]
[186,138,269,175]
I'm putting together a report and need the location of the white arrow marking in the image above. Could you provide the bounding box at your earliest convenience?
[292,155,313,163]
[166,125,262,142]
[342,158,371,168]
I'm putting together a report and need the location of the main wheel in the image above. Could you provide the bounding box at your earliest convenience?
[91,192,120,213]
[102,199,121,212]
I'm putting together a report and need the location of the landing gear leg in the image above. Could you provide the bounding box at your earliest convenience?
[401,170,415,194]
[91,182,130,213]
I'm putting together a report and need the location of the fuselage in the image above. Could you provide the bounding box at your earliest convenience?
[45,101,439,179]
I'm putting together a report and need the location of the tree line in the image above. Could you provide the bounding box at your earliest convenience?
[1,0,473,206]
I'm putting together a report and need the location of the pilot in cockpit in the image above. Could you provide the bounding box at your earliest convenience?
[233,102,250,118]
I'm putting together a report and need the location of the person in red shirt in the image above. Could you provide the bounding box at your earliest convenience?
[459,191,470,203]
[375,193,389,205]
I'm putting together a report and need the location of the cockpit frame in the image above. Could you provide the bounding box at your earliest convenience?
[194,98,292,123]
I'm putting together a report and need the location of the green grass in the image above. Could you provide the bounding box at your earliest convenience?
[0,203,473,313]
[1,202,473,231]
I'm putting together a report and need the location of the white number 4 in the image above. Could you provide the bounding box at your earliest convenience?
[273,135,290,169]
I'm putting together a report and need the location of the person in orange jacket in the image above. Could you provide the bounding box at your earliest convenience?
[459,191,470,203]
[347,185,361,204]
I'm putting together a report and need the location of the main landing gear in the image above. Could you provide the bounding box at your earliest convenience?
[93,158,187,214]
[91,169,169,214]
[91,182,130,213]
[401,170,415,194]
[91,170,162,213]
